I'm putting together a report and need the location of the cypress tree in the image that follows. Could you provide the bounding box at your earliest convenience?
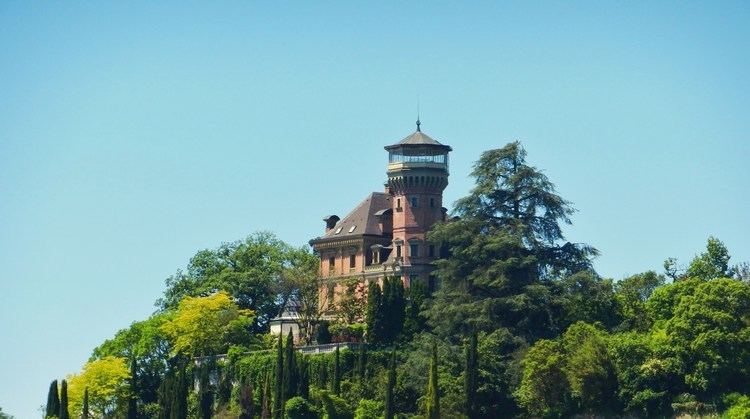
[128,357,138,419]
[238,376,254,419]
[261,374,272,419]
[465,331,479,419]
[283,329,298,400]
[389,277,406,341]
[425,342,440,419]
[403,279,427,339]
[157,374,173,419]
[81,388,89,419]
[384,349,396,419]
[199,364,213,419]
[46,379,60,418]
[298,356,310,399]
[319,359,328,388]
[59,379,69,419]
[333,345,341,395]
[365,281,384,345]
[356,344,367,382]
[273,332,284,419]
[170,364,188,419]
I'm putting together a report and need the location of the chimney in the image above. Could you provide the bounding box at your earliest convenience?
[323,215,340,233]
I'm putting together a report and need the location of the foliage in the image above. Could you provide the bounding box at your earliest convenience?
[46,380,60,418]
[59,379,70,419]
[354,399,383,419]
[722,393,750,419]
[464,331,478,419]
[284,396,317,419]
[425,342,440,419]
[514,339,569,417]
[160,291,255,357]
[686,236,733,280]
[614,271,664,331]
[67,356,131,418]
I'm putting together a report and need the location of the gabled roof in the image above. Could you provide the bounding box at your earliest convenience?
[316,192,391,241]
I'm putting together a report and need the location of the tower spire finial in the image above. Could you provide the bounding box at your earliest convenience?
[416,96,421,131]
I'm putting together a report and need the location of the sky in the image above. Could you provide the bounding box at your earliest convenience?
[1,1,748,417]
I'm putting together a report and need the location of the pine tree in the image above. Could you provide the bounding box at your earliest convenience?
[425,342,440,419]
[384,349,396,419]
[283,329,298,400]
[59,380,69,419]
[46,380,60,418]
[128,358,138,419]
[273,332,284,419]
[365,281,384,345]
[465,331,479,419]
[333,345,341,395]
[199,364,213,419]
[238,376,254,419]
[81,388,89,419]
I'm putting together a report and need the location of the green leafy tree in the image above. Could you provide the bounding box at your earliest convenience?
[559,271,620,330]
[46,380,60,418]
[298,356,310,399]
[425,342,440,419]
[67,356,131,418]
[59,380,69,419]
[427,142,597,340]
[561,322,616,412]
[284,396,317,419]
[686,236,733,280]
[354,399,383,419]
[160,291,255,357]
[614,271,665,331]
[158,232,310,332]
[515,339,569,416]
[402,279,428,339]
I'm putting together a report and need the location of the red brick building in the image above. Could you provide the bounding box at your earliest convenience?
[309,121,452,312]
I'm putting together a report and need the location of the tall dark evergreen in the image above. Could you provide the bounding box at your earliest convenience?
[199,364,213,419]
[169,365,188,419]
[318,359,328,388]
[46,380,60,418]
[298,356,310,399]
[403,279,428,339]
[427,142,598,340]
[465,331,479,419]
[365,281,385,344]
[59,380,69,419]
[383,277,406,342]
[128,358,138,419]
[333,345,341,395]
[356,344,367,382]
[283,329,298,400]
[261,374,271,419]
[273,332,284,419]
[81,388,89,419]
[425,342,440,419]
[385,350,396,419]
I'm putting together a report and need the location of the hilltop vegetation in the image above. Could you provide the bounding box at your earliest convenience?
[45,142,750,418]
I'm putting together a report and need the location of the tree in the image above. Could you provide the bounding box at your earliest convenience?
[284,397,317,419]
[261,374,272,419]
[283,330,298,401]
[365,281,385,345]
[336,277,367,325]
[46,380,60,418]
[614,271,665,331]
[67,356,131,418]
[81,389,89,419]
[427,142,597,340]
[169,365,188,419]
[59,380,69,419]
[561,323,616,412]
[402,279,428,340]
[383,277,406,342]
[298,356,310,399]
[160,291,255,357]
[464,331,478,419]
[425,342,440,419]
[127,358,137,419]
[158,232,310,332]
[384,350,396,419]
[274,332,284,419]
[515,339,569,417]
[686,236,733,280]
[281,250,324,344]
[333,345,341,395]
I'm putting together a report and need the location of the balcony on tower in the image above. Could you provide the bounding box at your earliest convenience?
[385,121,452,192]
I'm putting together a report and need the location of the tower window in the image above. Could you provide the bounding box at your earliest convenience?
[410,197,419,208]
[396,245,402,258]
[428,244,435,257]
[397,199,402,209]
[350,254,356,269]
[410,244,419,258]
[429,197,435,208]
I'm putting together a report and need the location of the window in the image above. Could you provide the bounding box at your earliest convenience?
[349,254,356,269]
[373,249,380,264]
[429,197,435,208]
[396,198,402,210]
[396,245,402,258]
[410,244,419,258]
[328,257,335,273]
[428,244,435,257]
[410,197,419,208]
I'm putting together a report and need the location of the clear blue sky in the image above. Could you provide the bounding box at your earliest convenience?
[1,2,748,417]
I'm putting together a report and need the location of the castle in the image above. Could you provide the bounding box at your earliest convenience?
[309,121,452,312]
